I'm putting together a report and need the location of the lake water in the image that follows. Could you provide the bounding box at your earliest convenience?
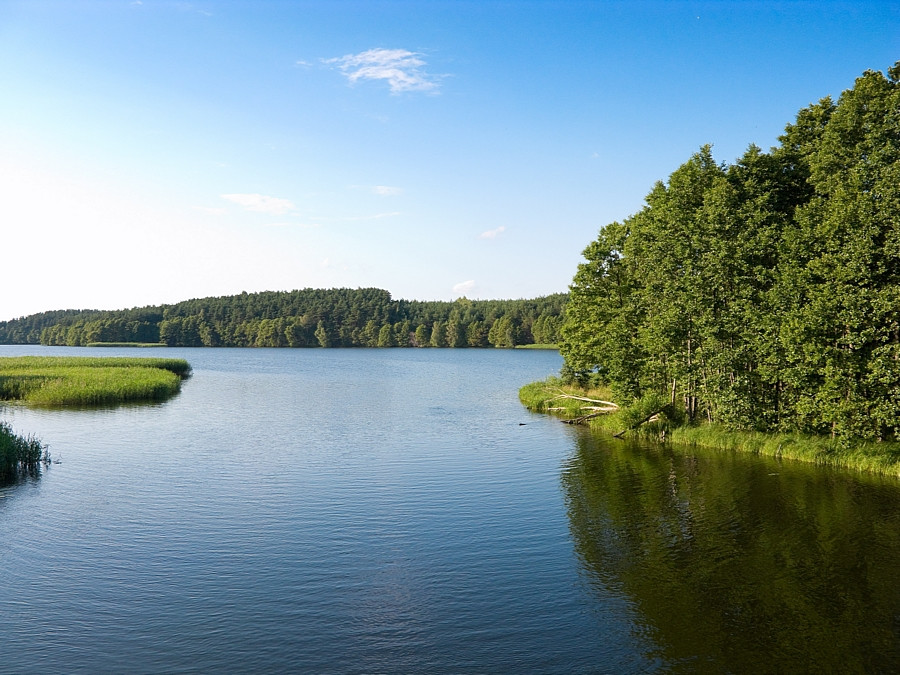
[1,346,899,673]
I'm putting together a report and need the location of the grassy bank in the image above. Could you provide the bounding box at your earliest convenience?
[670,425,900,477]
[514,343,559,350]
[0,357,191,406]
[520,377,900,477]
[0,421,48,481]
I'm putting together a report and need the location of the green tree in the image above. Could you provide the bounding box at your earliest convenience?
[430,321,447,347]
[414,324,430,347]
[377,323,395,347]
[314,321,331,348]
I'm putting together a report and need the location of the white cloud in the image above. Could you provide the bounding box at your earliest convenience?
[325,48,440,94]
[453,280,476,295]
[372,185,402,196]
[479,226,506,239]
[221,193,295,215]
[344,211,402,222]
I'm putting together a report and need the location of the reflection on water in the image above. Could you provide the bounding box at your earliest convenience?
[3,345,900,672]
[563,430,900,672]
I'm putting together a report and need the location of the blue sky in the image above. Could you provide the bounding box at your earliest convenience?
[1,1,898,320]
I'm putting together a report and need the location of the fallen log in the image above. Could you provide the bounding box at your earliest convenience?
[547,393,619,407]
[562,411,613,425]
[613,407,667,439]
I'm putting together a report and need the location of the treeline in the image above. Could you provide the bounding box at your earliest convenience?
[561,63,900,442]
[0,288,566,349]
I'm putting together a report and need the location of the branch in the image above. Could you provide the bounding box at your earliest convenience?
[613,407,667,439]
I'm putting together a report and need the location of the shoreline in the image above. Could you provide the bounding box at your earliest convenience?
[519,377,900,478]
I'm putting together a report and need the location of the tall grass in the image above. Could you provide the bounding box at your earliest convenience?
[520,377,900,477]
[0,421,48,481]
[670,424,900,477]
[519,376,619,425]
[0,357,191,406]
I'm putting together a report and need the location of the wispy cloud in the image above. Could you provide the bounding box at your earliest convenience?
[325,48,440,94]
[372,185,402,196]
[221,193,295,215]
[479,226,506,240]
[344,211,402,222]
[453,280,476,295]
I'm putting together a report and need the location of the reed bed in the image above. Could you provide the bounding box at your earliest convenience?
[0,421,48,481]
[670,424,900,478]
[0,357,191,406]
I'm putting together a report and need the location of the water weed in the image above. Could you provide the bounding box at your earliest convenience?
[0,421,48,481]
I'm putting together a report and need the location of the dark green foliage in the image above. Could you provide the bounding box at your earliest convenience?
[561,62,900,443]
[1,289,567,350]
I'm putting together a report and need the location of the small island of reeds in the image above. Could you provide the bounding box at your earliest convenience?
[0,356,191,406]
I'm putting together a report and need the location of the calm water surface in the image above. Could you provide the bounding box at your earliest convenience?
[1,346,899,673]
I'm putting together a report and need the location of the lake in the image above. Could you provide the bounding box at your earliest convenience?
[1,346,899,673]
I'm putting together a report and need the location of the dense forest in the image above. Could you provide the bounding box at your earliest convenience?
[560,63,900,442]
[0,289,566,349]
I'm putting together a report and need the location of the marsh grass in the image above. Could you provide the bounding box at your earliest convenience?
[0,357,191,406]
[521,377,900,477]
[671,424,900,477]
[519,376,618,418]
[0,421,48,482]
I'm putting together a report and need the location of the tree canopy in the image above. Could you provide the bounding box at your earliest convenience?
[0,288,567,350]
[561,63,900,442]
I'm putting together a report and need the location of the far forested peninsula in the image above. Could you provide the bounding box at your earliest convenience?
[0,289,566,349]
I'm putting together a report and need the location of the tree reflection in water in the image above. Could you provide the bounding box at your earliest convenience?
[562,430,900,673]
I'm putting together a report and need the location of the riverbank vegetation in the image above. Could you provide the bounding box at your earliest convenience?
[0,421,48,482]
[0,357,191,406]
[521,377,900,476]
[0,289,566,349]
[524,63,900,475]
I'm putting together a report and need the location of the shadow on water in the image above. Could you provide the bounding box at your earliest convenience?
[562,430,900,673]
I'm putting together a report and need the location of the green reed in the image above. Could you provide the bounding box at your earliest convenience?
[0,357,191,406]
[670,424,900,478]
[0,421,48,481]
